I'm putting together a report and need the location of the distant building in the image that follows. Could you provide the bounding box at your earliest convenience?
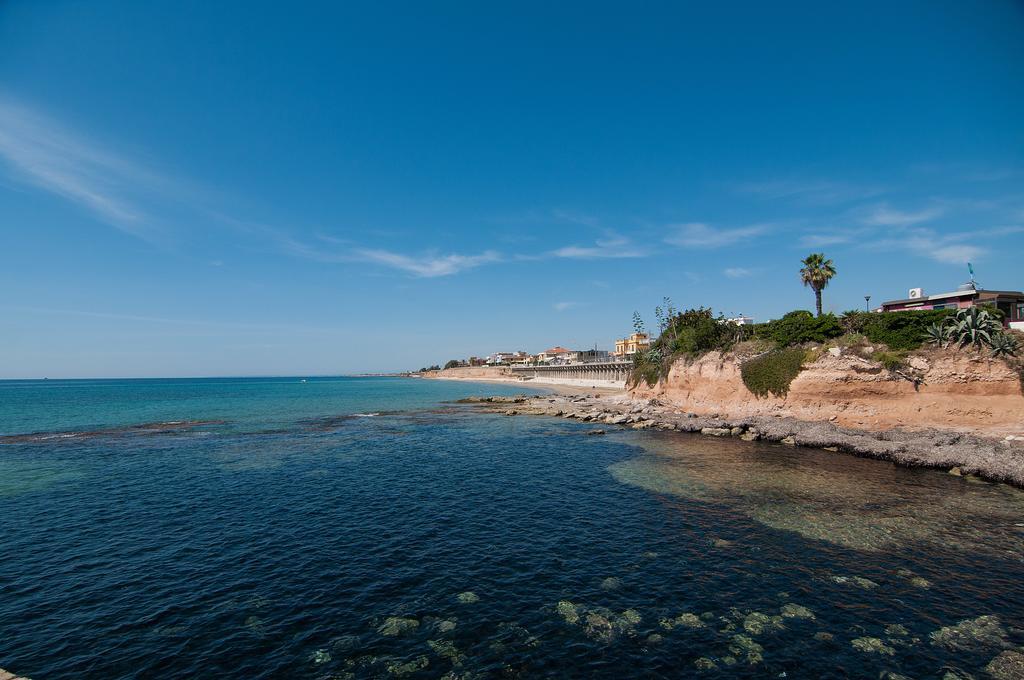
[467,356,486,367]
[727,315,754,325]
[537,346,572,364]
[566,349,612,364]
[880,282,1024,330]
[487,351,529,365]
[613,332,650,358]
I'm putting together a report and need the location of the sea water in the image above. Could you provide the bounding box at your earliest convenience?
[1,377,1022,678]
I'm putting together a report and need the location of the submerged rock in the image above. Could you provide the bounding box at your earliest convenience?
[377,617,420,637]
[831,575,878,590]
[584,611,614,643]
[743,611,785,635]
[728,634,764,665]
[556,600,580,625]
[600,577,623,591]
[435,619,457,634]
[851,637,895,655]
[427,639,466,666]
[986,650,1024,680]
[243,616,266,636]
[896,568,931,589]
[661,613,705,630]
[619,609,642,626]
[456,591,480,604]
[813,631,834,642]
[780,604,815,620]
[694,657,718,671]
[310,649,332,665]
[884,623,909,638]
[930,615,1009,652]
[386,655,429,676]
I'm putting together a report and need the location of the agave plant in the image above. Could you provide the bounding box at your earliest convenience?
[922,322,951,347]
[989,332,1019,358]
[945,307,1001,349]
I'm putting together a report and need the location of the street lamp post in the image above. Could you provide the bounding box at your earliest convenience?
[864,295,871,312]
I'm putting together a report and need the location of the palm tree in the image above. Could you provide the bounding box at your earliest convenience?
[799,253,837,317]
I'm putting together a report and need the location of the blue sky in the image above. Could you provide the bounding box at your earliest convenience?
[1,1,1023,378]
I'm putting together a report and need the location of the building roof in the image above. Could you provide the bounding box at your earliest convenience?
[882,288,1024,306]
[543,346,571,354]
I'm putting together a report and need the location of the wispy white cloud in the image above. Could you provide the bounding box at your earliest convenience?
[548,234,646,259]
[664,222,770,248]
[723,267,754,278]
[799,232,855,247]
[553,301,577,311]
[736,179,885,206]
[874,227,998,265]
[861,203,945,227]
[0,95,180,240]
[352,248,501,277]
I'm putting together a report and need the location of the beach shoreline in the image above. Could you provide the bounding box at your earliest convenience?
[417,373,625,396]
[461,392,1024,489]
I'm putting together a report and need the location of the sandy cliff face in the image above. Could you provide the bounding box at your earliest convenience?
[631,349,1024,435]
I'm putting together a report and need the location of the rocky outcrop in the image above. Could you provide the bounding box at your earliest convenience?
[464,393,1024,487]
[630,348,1024,437]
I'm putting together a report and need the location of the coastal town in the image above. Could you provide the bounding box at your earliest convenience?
[418,276,1024,374]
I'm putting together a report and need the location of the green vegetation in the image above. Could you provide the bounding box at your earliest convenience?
[870,349,907,372]
[989,333,1019,358]
[842,309,953,351]
[444,359,462,369]
[754,310,842,346]
[946,307,1001,349]
[627,256,1017,390]
[799,253,836,317]
[740,348,808,397]
[629,305,749,387]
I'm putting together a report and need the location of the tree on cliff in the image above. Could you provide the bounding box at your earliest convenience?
[800,253,836,317]
[444,359,462,369]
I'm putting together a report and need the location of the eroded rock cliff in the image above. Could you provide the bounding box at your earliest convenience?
[631,348,1024,436]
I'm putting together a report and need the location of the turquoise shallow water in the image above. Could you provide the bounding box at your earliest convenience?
[1,377,1023,678]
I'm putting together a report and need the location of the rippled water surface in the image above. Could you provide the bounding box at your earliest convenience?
[2,377,1023,679]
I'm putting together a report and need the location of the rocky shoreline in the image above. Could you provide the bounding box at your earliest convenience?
[460,393,1024,489]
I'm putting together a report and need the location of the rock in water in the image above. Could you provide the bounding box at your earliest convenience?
[780,604,815,619]
[456,591,480,604]
[556,600,580,625]
[851,637,895,655]
[929,615,1009,652]
[986,650,1024,680]
[377,616,420,636]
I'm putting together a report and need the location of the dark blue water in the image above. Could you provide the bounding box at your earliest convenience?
[1,378,1023,678]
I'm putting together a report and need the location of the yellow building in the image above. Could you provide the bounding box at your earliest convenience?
[613,332,650,357]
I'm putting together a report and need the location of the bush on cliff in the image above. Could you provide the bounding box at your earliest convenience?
[740,348,808,398]
[667,307,743,357]
[754,311,843,346]
[841,309,953,351]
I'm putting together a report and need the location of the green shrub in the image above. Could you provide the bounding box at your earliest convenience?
[754,311,843,346]
[740,348,808,398]
[630,356,661,388]
[842,309,953,351]
[871,350,907,372]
